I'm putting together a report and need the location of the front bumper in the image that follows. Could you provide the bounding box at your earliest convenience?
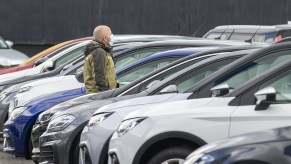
[31,121,48,161]
[3,118,29,156]
[79,113,122,164]
[108,118,156,164]
[39,123,86,164]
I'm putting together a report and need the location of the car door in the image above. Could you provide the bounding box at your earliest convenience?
[229,69,291,137]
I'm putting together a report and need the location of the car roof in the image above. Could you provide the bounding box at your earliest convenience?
[116,47,209,74]
[114,39,255,57]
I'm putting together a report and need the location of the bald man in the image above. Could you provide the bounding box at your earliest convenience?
[83,25,117,94]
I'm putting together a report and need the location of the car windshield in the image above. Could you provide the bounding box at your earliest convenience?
[0,37,8,49]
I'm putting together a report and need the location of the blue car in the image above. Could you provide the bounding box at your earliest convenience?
[2,47,212,158]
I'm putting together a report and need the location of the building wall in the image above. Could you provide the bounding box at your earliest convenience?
[1,0,290,45]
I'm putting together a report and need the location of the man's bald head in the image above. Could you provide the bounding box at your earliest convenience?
[93,25,112,43]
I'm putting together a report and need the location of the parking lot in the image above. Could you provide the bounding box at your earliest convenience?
[0,139,33,164]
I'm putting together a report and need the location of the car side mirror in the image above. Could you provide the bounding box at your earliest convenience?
[146,80,161,89]
[254,87,276,111]
[210,83,229,97]
[42,60,54,72]
[34,57,48,67]
[5,40,14,47]
[159,85,178,94]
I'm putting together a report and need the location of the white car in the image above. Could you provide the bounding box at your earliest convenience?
[108,59,291,164]
[0,36,29,67]
[0,40,89,82]
[13,75,84,107]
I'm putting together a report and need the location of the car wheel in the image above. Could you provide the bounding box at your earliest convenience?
[146,146,193,164]
[73,141,80,164]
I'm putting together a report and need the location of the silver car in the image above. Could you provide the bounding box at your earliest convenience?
[0,36,28,67]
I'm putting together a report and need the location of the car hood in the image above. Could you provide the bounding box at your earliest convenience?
[124,97,234,119]
[189,126,291,157]
[23,88,83,107]
[55,94,138,117]
[44,89,116,115]
[19,75,68,88]
[95,93,192,114]
[0,49,28,66]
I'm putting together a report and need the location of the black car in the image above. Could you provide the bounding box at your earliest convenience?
[184,59,291,164]
[36,49,252,164]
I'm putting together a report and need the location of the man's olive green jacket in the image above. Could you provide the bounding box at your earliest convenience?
[83,41,117,94]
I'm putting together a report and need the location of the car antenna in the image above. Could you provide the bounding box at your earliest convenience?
[214,25,229,40]
[227,29,235,40]
[245,26,261,43]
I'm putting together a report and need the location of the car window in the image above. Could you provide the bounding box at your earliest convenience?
[0,37,8,49]
[216,50,291,93]
[173,58,237,92]
[282,30,291,38]
[115,48,174,70]
[54,47,84,68]
[137,56,210,92]
[259,69,291,102]
[118,57,179,87]
[45,43,79,59]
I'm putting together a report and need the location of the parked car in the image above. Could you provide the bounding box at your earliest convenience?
[0,37,91,75]
[38,50,251,164]
[184,125,291,164]
[108,56,291,164]
[2,46,205,159]
[12,39,249,109]
[30,46,259,162]
[0,36,29,67]
[204,25,291,43]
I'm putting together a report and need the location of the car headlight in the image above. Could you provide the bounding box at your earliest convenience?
[184,153,215,164]
[0,92,7,101]
[87,112,113,128]
[18,86,32,94]
[9,106,27,120]
[117,117,146,137]
[38,111,56,124]
[47,114,75,133]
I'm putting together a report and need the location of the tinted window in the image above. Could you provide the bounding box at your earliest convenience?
[259,69,291,102]
[54,47,84,68]
[0,37,8,49]
[115,48,174,70]
[173,58,237,92]
[216,50,291,93]
[118,57,179,87]
[282,30,291,38]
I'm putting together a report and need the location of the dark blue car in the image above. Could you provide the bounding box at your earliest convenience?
[3,47,213,158]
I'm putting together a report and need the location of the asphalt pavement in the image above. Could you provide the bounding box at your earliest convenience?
[0,139,33,164]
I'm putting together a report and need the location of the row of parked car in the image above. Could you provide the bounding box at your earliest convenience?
[1,25,291,164]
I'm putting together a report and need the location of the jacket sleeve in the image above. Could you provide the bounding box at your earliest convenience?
[92,49,108,92]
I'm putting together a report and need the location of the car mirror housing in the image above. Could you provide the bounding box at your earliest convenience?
[34,57,48,67]
[5,40,14,47]
[159,85,178,94]
[146,80,161,89]
[254,87,276,111]
[42,60,54,72]
[210,83,230,97]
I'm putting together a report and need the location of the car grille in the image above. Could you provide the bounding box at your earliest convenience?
[39,145,54,163]
[31,123,48,151]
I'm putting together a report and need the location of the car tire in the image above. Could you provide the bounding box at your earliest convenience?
[73,141,80,164]
[146,146,193,164]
